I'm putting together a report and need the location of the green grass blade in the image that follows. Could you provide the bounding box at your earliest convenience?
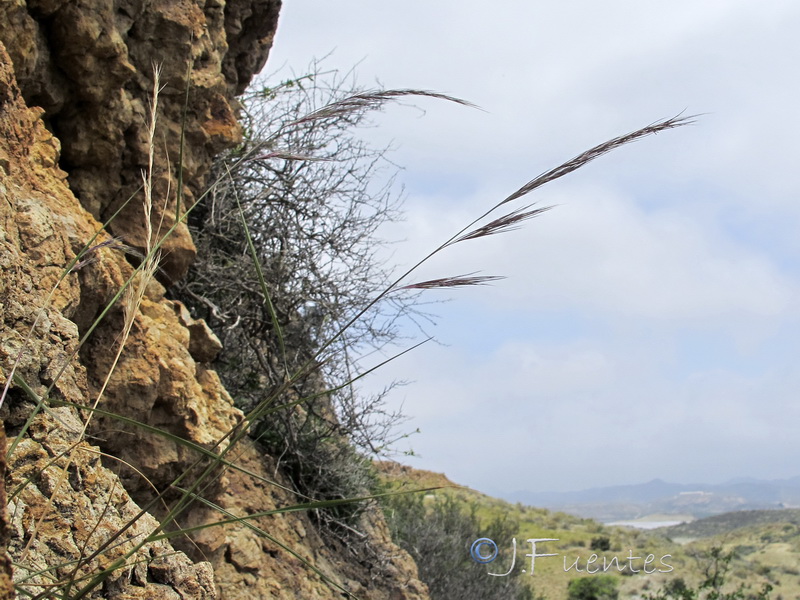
[156,485,444,539]
[228,167,288,373]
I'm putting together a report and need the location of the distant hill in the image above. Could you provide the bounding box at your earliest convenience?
[506,476,800,521]
[658,508,800,540]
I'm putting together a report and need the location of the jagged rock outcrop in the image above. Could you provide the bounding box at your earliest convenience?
[0,0,279,285]
[0,1,430,598]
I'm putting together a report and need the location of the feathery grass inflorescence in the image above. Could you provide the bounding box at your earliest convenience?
[449,205,554,246]
[499,113,695,206]
[393,113,695,291]
[290,89,478,126]
[398,274,506,291]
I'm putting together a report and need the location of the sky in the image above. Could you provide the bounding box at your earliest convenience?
[263,1,800,498]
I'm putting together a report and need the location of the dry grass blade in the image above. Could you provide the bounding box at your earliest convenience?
[398,274,506,291]
[290,89,478,125]
[500,113,696,206]
[450,204,553,245]
[17,64,165,572]
[87,62,163,429]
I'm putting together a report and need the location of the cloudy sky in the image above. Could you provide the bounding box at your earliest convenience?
[264,1,800,498]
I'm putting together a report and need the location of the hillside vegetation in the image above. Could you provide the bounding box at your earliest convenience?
[378,463,800,600]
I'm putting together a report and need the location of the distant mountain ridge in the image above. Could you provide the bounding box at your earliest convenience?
[506,476,800,521]
[658,508,800,540]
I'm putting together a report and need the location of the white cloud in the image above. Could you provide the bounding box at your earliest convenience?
[363,334,800,493]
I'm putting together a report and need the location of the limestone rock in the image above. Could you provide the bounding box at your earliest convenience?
[175,300,224,363]
[6,411,217,600]
[0,0,280,284]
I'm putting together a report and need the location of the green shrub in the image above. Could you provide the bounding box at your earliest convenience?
[567,575,619,600]
[179,67,422,537]
[591,536,612,552]
[382,493,535,600]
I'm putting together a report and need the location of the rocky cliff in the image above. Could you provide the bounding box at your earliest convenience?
[0,2,429,598]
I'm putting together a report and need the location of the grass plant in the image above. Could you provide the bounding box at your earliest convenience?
[0,60,693,599]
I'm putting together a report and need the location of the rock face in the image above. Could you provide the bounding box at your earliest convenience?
[0,0,279,285]
[0,2,430,599]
